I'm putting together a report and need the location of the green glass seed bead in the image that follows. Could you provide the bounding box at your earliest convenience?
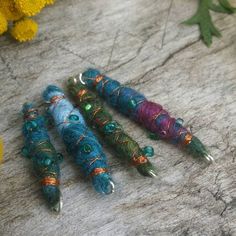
[69,114,79,121]
[85,104,92,111]
[128,99,137,109]
[82,144,93,153]
[143,146,154,157]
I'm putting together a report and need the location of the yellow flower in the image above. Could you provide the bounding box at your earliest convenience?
[14,0,45,17]
[0,11,8,35]
[45,0,55,5]
[0,0,23,21]
[11,18,38,42]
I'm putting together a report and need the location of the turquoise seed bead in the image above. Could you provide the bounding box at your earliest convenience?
[31,120,38,127]
[143,146,154,157]
[82,144,93,153]
[176,118,184,125]
[69,114,79,121]
[104,122,117,134]
[21,146,29,158]
[44,158,52,166]
[26,120,38,131]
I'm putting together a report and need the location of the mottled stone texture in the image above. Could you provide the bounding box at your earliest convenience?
[0,0,236,235]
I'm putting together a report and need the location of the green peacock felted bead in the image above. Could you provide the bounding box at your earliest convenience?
[67,78,157,178]
[21,103,63,212]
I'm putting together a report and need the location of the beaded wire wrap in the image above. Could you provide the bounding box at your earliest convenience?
[21,103,63,212]
[67,78,157,177]
[81,69,214,162]
[43,85,114,195]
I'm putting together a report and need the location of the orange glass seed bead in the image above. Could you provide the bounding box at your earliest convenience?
[41,177,60,186]
[132,156,148,166]
[184,133,193,146]
[77,89,87,98]
[94,75,104,85]
[90,168,107,177]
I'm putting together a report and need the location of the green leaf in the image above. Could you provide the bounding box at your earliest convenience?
[183,0,235,47]
[183,14,200,25]
[209,3,232,13]
[219,0,236,13]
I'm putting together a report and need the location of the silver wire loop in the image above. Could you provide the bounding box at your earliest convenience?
[79,73,86,85]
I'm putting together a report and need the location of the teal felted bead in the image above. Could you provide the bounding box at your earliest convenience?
[69,114,79,121]
[143,146,154,157]
[43,85,114,195]
[22,102,62,212]
[67,77,158,178]
[104,121,117,134]
[80,69,213,163]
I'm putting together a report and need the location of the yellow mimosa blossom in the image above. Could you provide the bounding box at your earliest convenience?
[45,0,55,5]
[0,11,8,35]
[0,0,23,21]
[0,0,56,42]
[14,0,45,17]
[11,18,38,42]
[0,137,3,163]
